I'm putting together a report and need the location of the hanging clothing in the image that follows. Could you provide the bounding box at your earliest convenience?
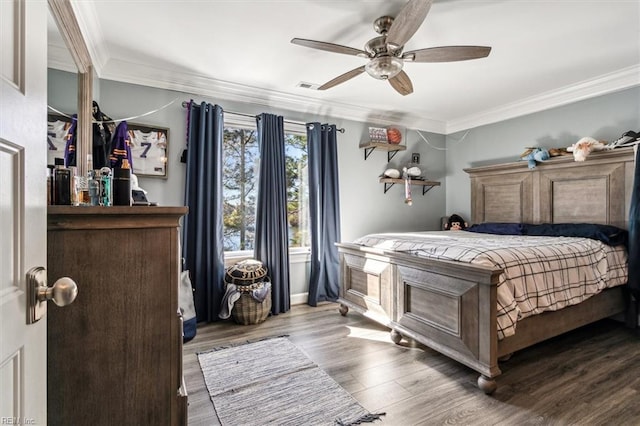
[64,101,115,169]
[91,101,115,169]
[109,121,133,169]
[64,114,78,167]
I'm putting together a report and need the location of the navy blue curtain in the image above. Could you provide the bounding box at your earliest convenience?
[254,113,290,314]
[182,101,225,322]
[306,123,342,306]
[629,146,640,301]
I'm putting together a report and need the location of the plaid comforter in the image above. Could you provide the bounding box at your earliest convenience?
[353,231,628,339]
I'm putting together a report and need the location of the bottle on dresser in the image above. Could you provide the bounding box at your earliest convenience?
[87,167,113,206]
[52,158,72,205]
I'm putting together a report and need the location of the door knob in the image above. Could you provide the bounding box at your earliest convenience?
[27,266,78,324]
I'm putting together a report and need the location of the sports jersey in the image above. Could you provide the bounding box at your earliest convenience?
[47,119,72,166]
[128,128,167,176]
[109,121,133,169]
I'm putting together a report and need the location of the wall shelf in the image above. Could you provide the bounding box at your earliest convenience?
[360,142,406,161]
[380,178,441,195]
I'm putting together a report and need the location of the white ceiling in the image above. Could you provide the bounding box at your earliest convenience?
[48,0,640,134]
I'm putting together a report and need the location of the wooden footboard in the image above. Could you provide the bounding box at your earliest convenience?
[337,242,503,393]
[339,247,394,327]
[337,242,627,394]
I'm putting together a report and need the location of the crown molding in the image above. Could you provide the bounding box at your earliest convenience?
[60,1,639,135]
[64,55,640,136]
[48,49,638,135]
[69,0,108,73]
[97,57,449,133]
[47,43,76,73]
[446,65,640,134]
[48,0,92,73]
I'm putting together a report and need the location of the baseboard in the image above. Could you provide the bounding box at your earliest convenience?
[291,292,308,306]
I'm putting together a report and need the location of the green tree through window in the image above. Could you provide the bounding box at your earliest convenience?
[222,124,308,251]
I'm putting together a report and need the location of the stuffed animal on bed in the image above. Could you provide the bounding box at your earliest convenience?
[445,214,468,231]
[520,147,550,169]
[567,137,607,162]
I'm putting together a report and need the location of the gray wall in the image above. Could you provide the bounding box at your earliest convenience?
[48,69,447,298]
[47,70,639,297]
[48,69,447,240]
[445,87,640,222]
[49,69,638,297]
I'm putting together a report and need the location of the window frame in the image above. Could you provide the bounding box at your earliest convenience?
[222,113,309,259]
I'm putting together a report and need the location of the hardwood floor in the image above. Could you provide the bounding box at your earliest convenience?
[184,302,640,425]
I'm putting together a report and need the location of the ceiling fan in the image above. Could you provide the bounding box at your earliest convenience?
[291,0,491,96]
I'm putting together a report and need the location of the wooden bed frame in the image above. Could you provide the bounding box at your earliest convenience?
[336,147,636,394]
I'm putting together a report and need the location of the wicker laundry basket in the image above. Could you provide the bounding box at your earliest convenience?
[225,259,272,325]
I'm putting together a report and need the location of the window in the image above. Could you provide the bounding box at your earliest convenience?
[222,115,309,252]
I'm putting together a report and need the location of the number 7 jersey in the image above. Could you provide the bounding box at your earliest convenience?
[128,128,167,176]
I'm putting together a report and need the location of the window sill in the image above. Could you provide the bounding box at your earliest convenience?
[224,247,311,267]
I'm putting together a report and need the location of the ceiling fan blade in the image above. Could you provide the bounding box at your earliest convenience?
[389,70,413,96]
[403,46,492,62]
[291,38,368,57]
[318,66,366,90]
[386,0,433,49]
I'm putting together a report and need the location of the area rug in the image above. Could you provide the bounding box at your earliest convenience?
[197,336,384,425]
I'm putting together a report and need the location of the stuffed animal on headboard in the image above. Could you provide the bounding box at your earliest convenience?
[445,214,468,231]
[567,137,607,162]
[520,147,550,169]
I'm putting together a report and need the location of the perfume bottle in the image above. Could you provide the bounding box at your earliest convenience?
[69,166,78,206]
[88,170,101,206]
[99,167,112,206]
[75,175,90,206]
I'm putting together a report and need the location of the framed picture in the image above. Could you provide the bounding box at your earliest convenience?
[368,126,388,143]
[47,113,74,166]
[127,122,169,178]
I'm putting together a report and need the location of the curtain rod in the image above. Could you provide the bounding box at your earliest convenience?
[181,101,345,133]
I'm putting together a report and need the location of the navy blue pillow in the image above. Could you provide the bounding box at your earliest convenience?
[468,222,628,247]
[467,223,525,235]
[524,223,628,247]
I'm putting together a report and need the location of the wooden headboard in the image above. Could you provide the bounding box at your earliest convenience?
[464,147,635,229]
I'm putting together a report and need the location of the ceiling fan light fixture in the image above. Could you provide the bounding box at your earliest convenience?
[291,0,490,94]
[365,56,403,80]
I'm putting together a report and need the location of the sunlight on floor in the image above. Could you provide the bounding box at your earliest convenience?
[344,325,395,343]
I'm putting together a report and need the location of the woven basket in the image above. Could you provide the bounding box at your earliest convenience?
[225,259,271,325]
[231,281,272,325]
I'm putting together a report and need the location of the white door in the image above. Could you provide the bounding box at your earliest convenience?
[1,0,49,424]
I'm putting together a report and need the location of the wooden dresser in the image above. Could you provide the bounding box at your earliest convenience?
[46,206,188,426]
